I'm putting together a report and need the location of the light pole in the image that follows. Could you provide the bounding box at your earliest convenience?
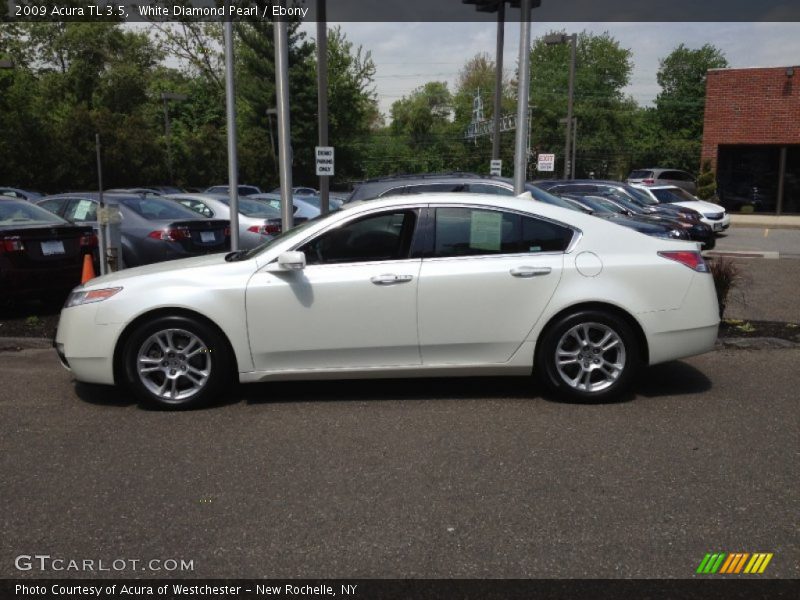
[559,116,578,178]
[513,0,533,195]
[544,32,577,180]
[160,91,188,186]
[266,108,278,177]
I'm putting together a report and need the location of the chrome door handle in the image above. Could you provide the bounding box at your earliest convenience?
[370,274,414,285]
[510,266,552,278]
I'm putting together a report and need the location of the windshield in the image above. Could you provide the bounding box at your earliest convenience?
[525,184,581,211]
[119,196,203,220]
[651,188,696,203]
[0,199,67,225]
[571,196,615,214]
[621,185,658,205]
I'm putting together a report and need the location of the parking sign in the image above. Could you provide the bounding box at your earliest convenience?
[537,153,555,172]
[490,159,502,176]
[315,146,334,176]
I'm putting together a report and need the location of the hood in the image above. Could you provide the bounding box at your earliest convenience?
[82,253,230,289]
[671,200,725,213]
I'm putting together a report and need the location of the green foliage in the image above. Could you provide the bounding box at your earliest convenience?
[696,159,717,200]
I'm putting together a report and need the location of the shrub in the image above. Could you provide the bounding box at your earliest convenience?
[708,256,740,318]
[697,159,717,200]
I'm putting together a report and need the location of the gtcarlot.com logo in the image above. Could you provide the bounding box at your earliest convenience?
[696,552,773,575]
[15,554,194,573]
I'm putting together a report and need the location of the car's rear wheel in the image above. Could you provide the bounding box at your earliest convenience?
[537,310,641,402]
[122,315,231,409]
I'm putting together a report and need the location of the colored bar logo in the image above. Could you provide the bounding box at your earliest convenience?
[696,553,773,574]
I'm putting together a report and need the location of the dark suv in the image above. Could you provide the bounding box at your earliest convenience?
[346,173,579,209]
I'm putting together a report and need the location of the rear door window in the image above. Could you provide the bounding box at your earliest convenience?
[432,208,573,257]
[64,199,98,222]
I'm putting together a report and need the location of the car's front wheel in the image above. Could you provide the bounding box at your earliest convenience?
[122,315,231,409]
[537,310,641,402]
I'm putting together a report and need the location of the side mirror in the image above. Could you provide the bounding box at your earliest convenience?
[276,251,306,271]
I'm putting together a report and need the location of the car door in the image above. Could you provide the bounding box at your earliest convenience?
[417,206,570,365]
[245,207,423,371]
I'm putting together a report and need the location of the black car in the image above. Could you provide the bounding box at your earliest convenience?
[534,180,714,249]
[0,197,98,301]
[345,173,583,212]
[558,194,691,241]
[35,193,231,267]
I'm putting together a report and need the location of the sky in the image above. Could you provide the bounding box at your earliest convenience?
[296,21,800,118]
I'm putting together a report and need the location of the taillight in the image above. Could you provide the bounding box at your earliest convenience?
[148,227,190,242]
[643,178,655,184]
[1,236,25,253]
[79,233,98,247]
[248,223,282,236]
[224,227,231,237]
[658,250,709,272]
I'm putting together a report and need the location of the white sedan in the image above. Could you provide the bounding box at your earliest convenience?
[55,194,720,409]
[631,184,731,232]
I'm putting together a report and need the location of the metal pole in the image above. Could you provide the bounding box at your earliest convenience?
[266,109,278,177]
[162,96,174,185]
[95,134,107,276]
[274,12,294,230]
[223,13,240,251]
[491,0,505,161]
[776,145,787,215]
[316,0,330,214]
[571,117,577,179]
[513,0,532,195]
[563,34,576,180]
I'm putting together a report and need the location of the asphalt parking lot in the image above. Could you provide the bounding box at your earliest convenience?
[2,343,798,579]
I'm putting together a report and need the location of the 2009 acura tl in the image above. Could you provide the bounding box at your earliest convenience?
[55,194,719,408]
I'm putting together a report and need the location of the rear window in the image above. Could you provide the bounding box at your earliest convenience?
[236,198,281,217]
[628,170,654,179]
[0,199,67,225]
[119,197,202,220]
[651,188,696,203]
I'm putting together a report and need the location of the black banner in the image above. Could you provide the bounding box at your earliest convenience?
[3,0,800,23]
[3,579,799,600]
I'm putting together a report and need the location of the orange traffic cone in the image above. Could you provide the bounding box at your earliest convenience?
[81,253,96,283]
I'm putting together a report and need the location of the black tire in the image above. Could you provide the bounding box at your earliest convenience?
[704,235,716,250]
[122,315,232,409]
[536,309,642,403]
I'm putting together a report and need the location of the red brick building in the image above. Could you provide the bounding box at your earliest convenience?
[701,66,799,214]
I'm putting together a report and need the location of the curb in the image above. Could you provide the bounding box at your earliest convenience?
[716,337,799,350]
[0,337,52,352]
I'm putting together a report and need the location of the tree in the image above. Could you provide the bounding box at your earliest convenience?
[696,159,717,200]
[528,31,636,179]
[655,43,728,138]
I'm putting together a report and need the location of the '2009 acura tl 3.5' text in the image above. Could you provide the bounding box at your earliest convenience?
[54,193,720,408]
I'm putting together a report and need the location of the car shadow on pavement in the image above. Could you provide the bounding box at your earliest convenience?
[74,382,138,407]
[241,375,538,406]
[635,360,712,398]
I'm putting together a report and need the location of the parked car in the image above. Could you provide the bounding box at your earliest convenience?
[250,193,321,221]
[165,193,284,250]
[626,168,697,194]
[106,188,162,196]
[35,193,230,267]
[55,193,719,409]
[204,184,262,196]
[271,186,319,196]
[345,173,588,214]
[558,194,691,241]
[0,197,97,301]
[546,185,715,249]
[1,187,44,202]
[630,185,730,232]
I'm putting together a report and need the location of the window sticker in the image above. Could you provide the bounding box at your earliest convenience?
[73,200,93,221]
[470,210,503,252]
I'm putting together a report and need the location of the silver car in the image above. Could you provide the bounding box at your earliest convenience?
[166,194,283,250]
[626,169,697,194]
[249,193,321,220]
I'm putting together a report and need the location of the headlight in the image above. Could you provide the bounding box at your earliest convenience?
[65,287,122,307]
